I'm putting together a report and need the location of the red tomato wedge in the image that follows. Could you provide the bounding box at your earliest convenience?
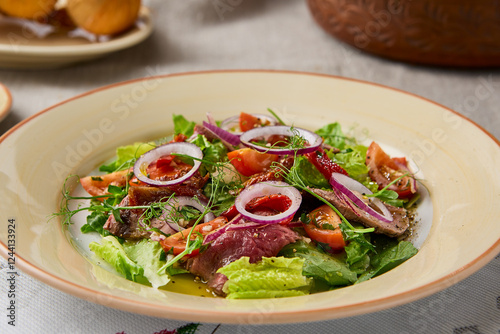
[160,217,227,256]
[366,142,417,198]
[238,112,274,132]
[227,148,278,177]
[80,169,130,199]
[239,112,261,132]
[303,204,345,251]
[305,147,348,178]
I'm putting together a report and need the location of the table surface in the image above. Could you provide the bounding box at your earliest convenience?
[1,1,499,333]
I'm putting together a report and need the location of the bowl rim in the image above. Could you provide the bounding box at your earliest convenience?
[1,69,499,323]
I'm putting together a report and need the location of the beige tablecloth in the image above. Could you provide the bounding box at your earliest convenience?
[1,1,499,333]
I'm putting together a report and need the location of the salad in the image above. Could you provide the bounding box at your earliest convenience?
[59,111,421,299]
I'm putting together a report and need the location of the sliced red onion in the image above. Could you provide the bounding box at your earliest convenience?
[235,181,302,224]
[329,173,393,223]
[220,114,278,134]
[239,126,322,155]
[202,121,241,146]
[159,196,215,232]
[133,142,202,187]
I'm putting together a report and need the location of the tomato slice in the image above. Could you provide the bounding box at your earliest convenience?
[239,112,261,132]
[80,169,130,199]
[239,112,274,132]
[366,142,416,198]
[305,147,348,179]
[227,148,278,177]
[245,194,293,224]
[303,204,345,251]
[160,217,227,256]
[245,194,292,213]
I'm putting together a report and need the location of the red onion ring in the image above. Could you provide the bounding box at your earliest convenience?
[329,173,393,223]
[159,196,215,232]
[235,181,302,224]
[133,142,202,187]
[239,126,322,155]
[202,121,241,146]
[219,114,278,134]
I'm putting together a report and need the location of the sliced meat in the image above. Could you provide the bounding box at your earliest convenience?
[103,185,207,240]
[127,186,175,206]
[241,170,283,189]
[187,224,300,296]
[309,187,409,237]
[240,155,294,189]
[103,196,147,239]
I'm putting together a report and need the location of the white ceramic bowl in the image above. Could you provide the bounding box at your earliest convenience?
[0,71,499,324]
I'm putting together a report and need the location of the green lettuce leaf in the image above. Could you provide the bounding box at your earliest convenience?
[217,256,310,299]
[173,114,196,137]
[293,156,330,189]
[189,134,228,174]
[99,142,155,172]
[356,239,418,283]
[80,211,110,237]
[89,236,146,283]
[315,122,348,149]
[123,239,170,288]
[89,236,171,288]
[279,241,357,287]
[329,145,370,181]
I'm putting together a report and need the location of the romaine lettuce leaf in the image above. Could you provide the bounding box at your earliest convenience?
[123,239,170,289]
[89,236,146,283]
[89,236,170,288]
[279,241,357,287]
[217,256,310,299]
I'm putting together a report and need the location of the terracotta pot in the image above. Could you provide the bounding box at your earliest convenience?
[307,0,500,67]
